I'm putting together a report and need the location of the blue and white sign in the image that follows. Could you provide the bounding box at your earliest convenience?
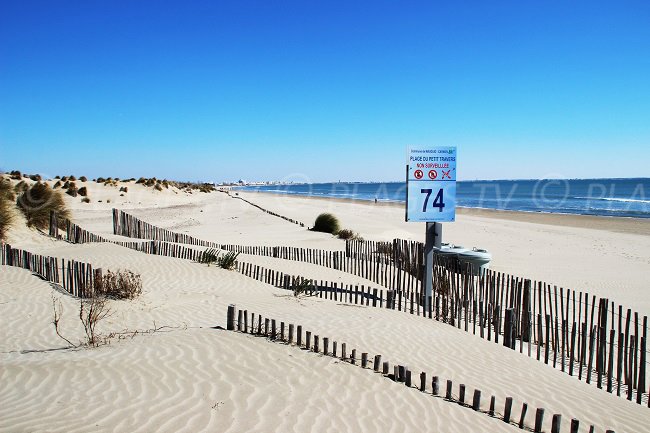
[406,146,457,222]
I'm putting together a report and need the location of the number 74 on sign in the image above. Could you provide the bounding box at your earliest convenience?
[405,146,457,222]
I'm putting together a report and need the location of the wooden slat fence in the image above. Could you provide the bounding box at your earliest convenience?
[231,195,306,227]
[226,305,618,432]
[51,209,650,404]
[1,242,99,298]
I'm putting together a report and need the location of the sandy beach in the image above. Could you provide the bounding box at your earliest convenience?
[2,178,650,433]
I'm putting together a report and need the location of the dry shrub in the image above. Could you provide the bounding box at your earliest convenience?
[154,183,163,191]
[81,197,91,203]
[66,185,78,197]
[79,297,111,346]
[96,177,105,183]
[16,182,70,230]
[69,175,76,181]
[29,174,42,181]
[53,180,62,189]
[79,176,87,182]
[337,229,361,240]
[78,186,88,196]
[94,270,142,299]
[10,170,22,180]
[119,186,128,193]
[61,176,69,182]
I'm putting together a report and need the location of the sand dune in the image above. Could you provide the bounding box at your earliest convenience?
[1,177,649,432]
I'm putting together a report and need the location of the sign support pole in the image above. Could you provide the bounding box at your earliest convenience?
[424,222,442,314]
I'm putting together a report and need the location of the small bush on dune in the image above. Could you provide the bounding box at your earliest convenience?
[81,197,90,203]
[94,270,142,300]
[10,170,22,180]
[61,176,69,182]
[79,176,87,182]
[136,177,145,184]
[14,181,29,193]
[119,186,128,193]
[53,180,62,189]
[62,181,70,189]
[54,175,61,179]
[312,213,340,234]
[337,229,363,241]
[29,174,42,181]
[66,186,78,197]
[16,182,70,230]
[154,183,163,191]
[69,175,76,181]
[78,186,88,196]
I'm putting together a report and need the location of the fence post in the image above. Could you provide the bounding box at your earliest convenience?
[534,408,545,432]
[227,305,236,330]
[504,308,516,349]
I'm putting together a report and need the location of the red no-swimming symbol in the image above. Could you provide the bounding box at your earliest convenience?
[442,170,451,179]
[428,170,437,180]
[414,170,424,179]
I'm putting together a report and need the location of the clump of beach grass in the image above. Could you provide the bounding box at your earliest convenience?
[16,182,70,230]
[312,213,340,234]
[78,186,88,196]
[198,248,239,269]
[0,178,16,241]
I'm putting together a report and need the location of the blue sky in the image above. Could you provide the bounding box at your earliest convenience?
[1,1,649,182]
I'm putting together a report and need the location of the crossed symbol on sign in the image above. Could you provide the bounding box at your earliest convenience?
[442,170,451,179]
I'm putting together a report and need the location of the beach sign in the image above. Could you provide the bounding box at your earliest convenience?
[406,145,457,222]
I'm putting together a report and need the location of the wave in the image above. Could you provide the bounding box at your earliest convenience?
[573,197,650,204]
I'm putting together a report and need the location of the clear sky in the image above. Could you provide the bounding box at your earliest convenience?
[1,1,649,183]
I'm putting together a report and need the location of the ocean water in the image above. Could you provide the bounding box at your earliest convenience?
[239,178,650,218]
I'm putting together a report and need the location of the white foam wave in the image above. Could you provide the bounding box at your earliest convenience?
[573,197,650,204]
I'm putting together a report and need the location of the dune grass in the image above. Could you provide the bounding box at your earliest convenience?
[312,213,340,234]
[0,178,15,241]
[16,182,70,230]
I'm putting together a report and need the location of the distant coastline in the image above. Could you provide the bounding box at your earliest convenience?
[236,178,650,219]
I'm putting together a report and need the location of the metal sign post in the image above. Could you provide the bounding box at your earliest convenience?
[406,146,457,314]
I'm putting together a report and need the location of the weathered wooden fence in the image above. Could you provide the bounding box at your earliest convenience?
[49,209,650,404]
[231,195,306,227]
[1,243,99,298]
[225,305,618,433]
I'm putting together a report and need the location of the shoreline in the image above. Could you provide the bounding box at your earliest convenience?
[238,190,650,236]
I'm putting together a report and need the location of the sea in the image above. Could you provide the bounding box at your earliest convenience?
[239,178,650,219]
